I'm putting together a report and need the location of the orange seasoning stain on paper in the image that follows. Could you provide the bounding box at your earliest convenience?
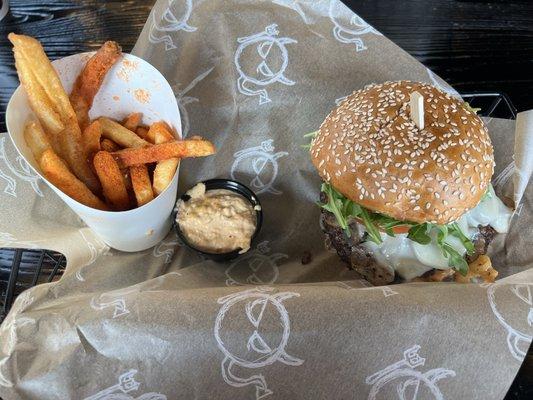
[133,89,150,104]
[116,59,139,82]
[112,95,120,101]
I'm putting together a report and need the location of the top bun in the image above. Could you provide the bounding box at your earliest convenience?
[310,81,494,225]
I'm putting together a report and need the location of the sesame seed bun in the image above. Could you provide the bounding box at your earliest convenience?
[310,81,494,225]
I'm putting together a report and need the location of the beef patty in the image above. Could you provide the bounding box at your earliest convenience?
[320,208,496,285]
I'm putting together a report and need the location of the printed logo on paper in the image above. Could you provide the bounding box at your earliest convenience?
[235,24,297,104]
[149,0,197,51]
[215,287,303,399]
[225,241,288,286]
[89,276,172,319]
[337,280,399,297]
[365,345,456,400]
[0,231,42,249]
[76,229,111,282]
[83,369,167,400]
[231,139,288,195]
[329,1,382,51]
[90,293,130,319]
[488,283,533,361]
[171,67,213,137]
[0,136,42,198]
[271,0,317,24]
[153,237,180,264]
[492,161,516,193]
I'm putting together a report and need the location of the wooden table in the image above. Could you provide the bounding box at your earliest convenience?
[0,1,531,398]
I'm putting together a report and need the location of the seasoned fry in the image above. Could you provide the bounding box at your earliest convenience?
[136,127,150,141]
[123,112,142,132]
[9,33,100,193]
[93,151,130,210]
[100,138,121,153]
[83,120,102,161]
[70,41,122,129]
[153,159,179,195]
[146,121,173,143]
[24,120,52,161]
[40,149,108,210]
[151,121,179,195]
[12,49,64,137]
[111,138,216,168]
[9,34,75,122]
[99,117,149,148]
[122,169,132,191]
[130,165,154,207]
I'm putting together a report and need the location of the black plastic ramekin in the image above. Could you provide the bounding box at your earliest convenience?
[173,179,263,262]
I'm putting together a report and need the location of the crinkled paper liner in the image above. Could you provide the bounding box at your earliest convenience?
[0,1,532,399]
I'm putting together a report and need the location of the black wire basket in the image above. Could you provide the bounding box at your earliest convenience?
[0,249,65,321]
[0,92,518,322]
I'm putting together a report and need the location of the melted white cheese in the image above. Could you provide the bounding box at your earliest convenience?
[362,186,513,281]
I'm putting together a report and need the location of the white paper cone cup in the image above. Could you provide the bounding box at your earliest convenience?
[6,52,182,252]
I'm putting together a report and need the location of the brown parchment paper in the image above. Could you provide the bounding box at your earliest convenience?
[1,1,532,399]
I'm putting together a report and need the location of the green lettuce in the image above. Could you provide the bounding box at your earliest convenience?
[318,182,475,275]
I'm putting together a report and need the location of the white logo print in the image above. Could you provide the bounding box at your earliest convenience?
[83,369,167,400]
[0,136,43,197]
[76,229,110,281]
[271,0,316,24]
[488,283,533,361]
[90,293,130,319]
[171,67,213,137]
[492,161,516,192]
[225,241,287,286]
[149,0,196,51]
[153,238,180,264]
[0,232,42,249]
[365,345,456,400]
[90,276,173,319]
[426,68,461,98]
[235,24,297,104]
[231,140,288,195]
[337,280,399,297]
[329,1,381,51]
[214,287,303,399]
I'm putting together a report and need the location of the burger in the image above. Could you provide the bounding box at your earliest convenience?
[308,81,513,285]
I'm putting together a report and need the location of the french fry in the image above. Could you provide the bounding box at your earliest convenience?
[9,34,76,123]
[83,120,102,161]
[9,33,101,193]
[93,151,130,210]
[130,165,154,207]
[99,117,149,148]
[136,127,150,142]
[150,122,179,195]
[153,159,179,195]
[122,169,132,191]
[24,120,52,161]
[12,49,64,136]
[123,112,142,132]
[111,138,216,168]
[70,41,122,130]
[100,138,121,153]
[40,149,108,210]
[146,121,173,143]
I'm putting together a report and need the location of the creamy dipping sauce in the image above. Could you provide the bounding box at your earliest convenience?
[177,183,257,254]
[362,186,513,281]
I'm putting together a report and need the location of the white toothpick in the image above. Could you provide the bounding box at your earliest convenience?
[409,91,424,130]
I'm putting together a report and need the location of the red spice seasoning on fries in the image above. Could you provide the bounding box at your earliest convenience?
[8,34,216,211]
